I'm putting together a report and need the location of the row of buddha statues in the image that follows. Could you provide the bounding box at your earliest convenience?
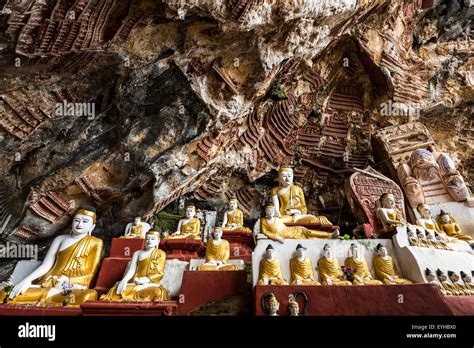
[425,268,474,296]
[375,192,472,245]
[257,243,412,286]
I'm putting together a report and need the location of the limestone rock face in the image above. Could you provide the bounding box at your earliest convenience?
[0,0,472,255]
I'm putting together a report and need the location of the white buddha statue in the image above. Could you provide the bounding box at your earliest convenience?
[122,216,151,239]
[375,193,406,234]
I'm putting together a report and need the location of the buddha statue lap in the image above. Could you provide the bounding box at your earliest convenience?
[345,244,382,286]
[165,204,200,240]
[373,244,412,285]
[257,245,288,285]
[261,203,337,243]
[317,244,351,286]
[425,268,450,295]
[101,230,169,302]
[2,207,103,307]
[197,227,237,271]
[289,244,320,285]
[121,217,150,239]
[222,198,251,233]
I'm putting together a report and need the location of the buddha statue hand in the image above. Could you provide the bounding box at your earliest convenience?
[276,237,285,244]
[295,279,302,285]
[116,279,129,295]
[326,277,333,286]
[355,275,364,284]
[172,231,180,236]
[263,278,270,285]
[228,223,238,228]
[9,277,33,299]
[285,209,302,216]
[135,277,151,285]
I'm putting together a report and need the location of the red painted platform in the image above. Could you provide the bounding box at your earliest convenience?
[160,238,205,261]
[94,257,130,295]
[81,301,178,316]
[285,223,339,232]
[222,229,255,261]
[254,284,457,316]
[0,304,82,316]
[443,296,474,316]
[178,270,248,315]
[109,238,144,258]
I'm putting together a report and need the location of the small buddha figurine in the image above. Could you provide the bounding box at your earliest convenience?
[288,299,300,316]
[221,198,250,232]
[100,230,169,301]
[257,244,288,285]
[407,227,422,247]
[416,203,441,233]
[373,244,412,285]
[263,293,280,316]
[289,244,320,285]
[437,210,472,242]
[317,244,352,286]
[426,230,450,250]
[434,231,451,249]
[345,244,382,286]
[122,216,151,239]
[448,271,470,296]
[461,271,474,292]
[425,268,449,295]
[3,207,103,306]
[375,193,406,234]
[261,203,337,243]
[197,227,237,271]
[436,269,456,295]
[271,165,332,224]
[166,204,201,240]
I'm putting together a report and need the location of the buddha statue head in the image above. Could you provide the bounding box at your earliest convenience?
[448,271,459,283]
[380,193,396,209]
[264,293,279,316]
[323,243,333,259]
[288,300,299,316]
[265,244,275,259]
[278,165,294,187]
[416,229,427,241]
[417,203,432,220]
[264,203,276,219]
[438,210,451,224]
[350,243,361,259]
[134,216,142,225]
[425,268,436,282]
[425,230,435,241]
[213,226,223,240]
[460,271,471,284]
[229,198,238,211]
[434,231,444,241]
[185,204,196,219]
[71,206,96,236]
[407,226,417,238]
[376,243,387,257]
[145,230,160,249]
[295,244,306,259]
[436,269,448,282]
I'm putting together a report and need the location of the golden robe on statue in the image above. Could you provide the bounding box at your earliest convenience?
[261,217,332,240]
[197,239,237,271]
[317,257,352,286]
[6,236,103,306]
[373,256,412,285]
[257,258,288,285]
[166,217,201,240]
[344,257,382,285]
[100,248,169,301]
[440,222,472,241]
[290,257,320,285]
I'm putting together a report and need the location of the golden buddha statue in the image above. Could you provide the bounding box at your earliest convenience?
[165,204,200,240]
[425,268,450,295]
[263,293,280,316]
[271,166,332,224]
[448,271,471,296]
[317,244,352,286]
[2,207,103,306]
[222,198,251,232]
[375,193,406,234]
[437,210,472,242]
[461,271,474,293]
[261,203,337,243]
[289,244,320,285]
[257,244,288,285]
[345,244,382,286]
[373,244,412,285]
[436,270,457,295]
[101,230,169,301]
[197,227,237,271]
[121,217,150,239]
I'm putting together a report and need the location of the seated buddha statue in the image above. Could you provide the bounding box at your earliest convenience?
[375,193,406,235]
[345,244,382,286]
[434,231,451,249]
[437,210,472,242]
[448,271,471,296]
[426,230,450,250]
[221,198,251,233]
[425,268,449,295]
[317,244,352,286]
[261,203,338,243]
[436,269,457,296]
[257,244,288,285]
[197,227,237,271]
[416,229,432,248]
[271,165,332,224]
[289,244,320,285]
[461,271,474,293]
[100,230,169,301]
[2,207,103,306]
[165,204,200,240]
[407,227,422,247]
[416,204,441,233]
[121,216,151,239]
[373,244,412,285]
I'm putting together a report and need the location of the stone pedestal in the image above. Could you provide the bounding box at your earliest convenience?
[81,301,178,316]
[160,238,205,261]
[0,304,82,316]
[109,238,144,258]
[94,257,130,295]
[222,229,255,261]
